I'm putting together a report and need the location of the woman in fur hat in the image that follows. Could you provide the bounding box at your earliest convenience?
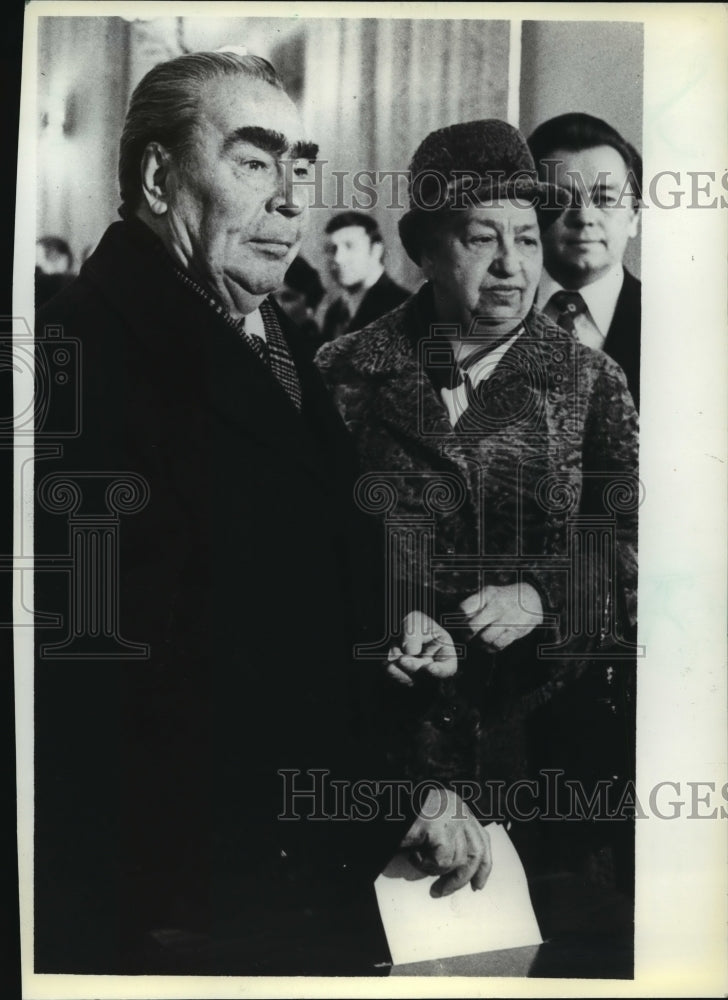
[316,119,639,958]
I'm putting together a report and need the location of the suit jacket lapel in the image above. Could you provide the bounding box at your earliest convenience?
[604,269,638,353]
[278,301,362,486]
[603,268,641,406]
[353,272,397,330]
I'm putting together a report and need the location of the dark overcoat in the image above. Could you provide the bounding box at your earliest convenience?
[33,218,410,975]
[322,271,411,341]
[603,268,641,409]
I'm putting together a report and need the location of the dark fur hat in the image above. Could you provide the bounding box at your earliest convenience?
[399,119,571,265]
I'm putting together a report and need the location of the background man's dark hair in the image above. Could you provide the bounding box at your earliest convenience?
[36,235,73,271]
[528,111,642,202]
[283,256,325,310]
[118,50,284,220]
[324,211,383,245]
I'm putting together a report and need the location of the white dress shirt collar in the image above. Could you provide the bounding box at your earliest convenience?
[245,306,267,342]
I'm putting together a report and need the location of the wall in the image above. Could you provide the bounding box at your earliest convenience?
[300,18,510,293]
[36,17,130,268]
[519,20,644,277]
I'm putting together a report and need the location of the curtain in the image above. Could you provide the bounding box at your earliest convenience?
[300,18,511,291]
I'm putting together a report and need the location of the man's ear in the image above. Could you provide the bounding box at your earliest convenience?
[419,247,435,281]
[627,202,641,240]
[140,142,172,216]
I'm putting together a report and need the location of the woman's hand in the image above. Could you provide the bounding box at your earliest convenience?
[460,582,543,651]
[386,610,458,686]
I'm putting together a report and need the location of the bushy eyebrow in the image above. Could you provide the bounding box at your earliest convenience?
[222,127,318,161]
[290,140,319,161]
[223,126,288,156]
[465,220,539,233]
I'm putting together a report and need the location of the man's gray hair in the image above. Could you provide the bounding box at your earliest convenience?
[118,50,284,219]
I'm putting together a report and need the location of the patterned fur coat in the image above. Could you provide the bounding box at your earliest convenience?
[317,283,639,880]
[316,282,639,692]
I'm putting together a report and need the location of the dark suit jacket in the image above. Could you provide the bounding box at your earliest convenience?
[603,268,641,409]
[322,271,410,342]
[33,219,410,975]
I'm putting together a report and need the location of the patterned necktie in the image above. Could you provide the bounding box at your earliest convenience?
[239,323,271,366]
[546,290,588,336]
[236,307,303,412]
[259,298,303,411]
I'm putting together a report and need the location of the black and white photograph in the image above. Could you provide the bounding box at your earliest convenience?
[9,2,727,996]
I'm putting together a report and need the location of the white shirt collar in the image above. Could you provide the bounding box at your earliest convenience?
[245,306,266,341]
[537,264,624,336]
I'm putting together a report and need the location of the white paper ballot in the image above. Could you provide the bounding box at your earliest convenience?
[374,822,543,966]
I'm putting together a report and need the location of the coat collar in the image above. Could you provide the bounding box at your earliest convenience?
[340,282,559,375]
[81,219,349,484]
[332,282,568,474]
[347,285,460,442]
[336,286,464,477]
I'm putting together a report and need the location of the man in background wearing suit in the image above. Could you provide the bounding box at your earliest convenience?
[528,113,642,408]
[321,210,410,341]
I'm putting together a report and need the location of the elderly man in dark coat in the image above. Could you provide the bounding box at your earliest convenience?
[33,52,490,977]
[316,119,640,971]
